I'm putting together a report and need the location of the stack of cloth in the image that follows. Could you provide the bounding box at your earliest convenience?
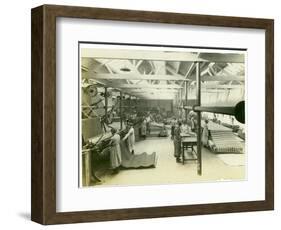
[207,122,243,154]
[149,122,163,136]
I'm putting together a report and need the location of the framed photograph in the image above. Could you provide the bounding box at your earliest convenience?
[31,4,274,225]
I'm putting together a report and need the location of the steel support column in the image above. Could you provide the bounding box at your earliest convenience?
[129,95,131,112]
[120,91,123,130]
[179,88,182,119]
[196,62,202,175]
[104,87,108,124]
[185,81,188,122]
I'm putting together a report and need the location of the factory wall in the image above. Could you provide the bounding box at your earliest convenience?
[122,99,173,114]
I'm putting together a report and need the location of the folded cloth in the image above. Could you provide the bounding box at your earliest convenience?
[120,141,157,168]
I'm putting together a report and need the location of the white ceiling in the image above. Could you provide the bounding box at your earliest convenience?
[81,49,245,102]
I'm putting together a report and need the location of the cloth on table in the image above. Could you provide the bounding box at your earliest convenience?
[208,123,243,153]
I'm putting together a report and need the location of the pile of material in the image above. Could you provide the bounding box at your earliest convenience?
[149,122,169,137]
[207,122,243,153]
[120,141,157,168]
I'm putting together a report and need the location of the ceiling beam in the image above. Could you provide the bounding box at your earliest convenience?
[193,85,244,89]
[87,73,243,82]
[133,92,175,95]
[166,65,186,79]
[199,53,245,63]
[82,50,244,63]
[180,62,196,86]
[88,73,187,81]
[133,94,176,99]
[116,84,183,89]
[89,80,183,90]
[128,96,175,99]
[190,75,244,81]
[82,49,206,62]
[124,89,178,93]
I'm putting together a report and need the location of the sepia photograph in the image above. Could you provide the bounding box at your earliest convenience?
[30,4,273,224]
[79,43,246,187]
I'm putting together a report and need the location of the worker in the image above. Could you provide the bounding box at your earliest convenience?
[213,113,217,122]
[202,119,209,147]
[146,113,151,134]
[141,118,147,139]
[190,116,195,132]
[171,117,177,140]
[123,122,135,154]
[159,121,168,137]
[174,122,182,163]
[109,128,122,174]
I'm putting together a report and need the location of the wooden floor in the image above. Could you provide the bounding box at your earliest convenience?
[92,136,246,187]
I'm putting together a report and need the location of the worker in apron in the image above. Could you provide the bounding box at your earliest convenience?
[123,123,136,154]
[171,117,177,140]
[146,114,151,135]
[141,118,147,139]
[109,128,122,174]
[174,122,182,163]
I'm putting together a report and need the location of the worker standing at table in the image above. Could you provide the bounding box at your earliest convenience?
[171,117,177,140]
[174,121,182,163]
[123,122,136,154]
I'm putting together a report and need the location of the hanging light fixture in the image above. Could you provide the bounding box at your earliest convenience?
[120,61,131,72]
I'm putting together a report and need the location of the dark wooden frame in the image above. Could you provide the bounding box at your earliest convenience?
[31,4,274,225]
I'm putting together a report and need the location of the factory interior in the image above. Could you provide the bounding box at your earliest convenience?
[80,46,246,187]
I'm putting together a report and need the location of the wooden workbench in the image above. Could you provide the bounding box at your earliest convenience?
[180,133,197,165]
